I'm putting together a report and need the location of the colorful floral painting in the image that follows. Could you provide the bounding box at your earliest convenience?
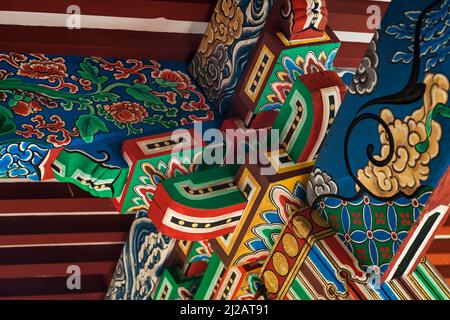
[0,53,216,148]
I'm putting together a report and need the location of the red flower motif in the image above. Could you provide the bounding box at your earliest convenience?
[380,247,391,259]
[12,100,42,116]
[356,248,367,261]
[375,212,385,225]
[157,69,192,91]
[18,58,67,80]
[329,215,339,228]
[103,101,148,124]
[352,212,362,225]
[400,212,411,226]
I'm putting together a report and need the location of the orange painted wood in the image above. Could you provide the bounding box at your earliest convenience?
[427,253,450,266]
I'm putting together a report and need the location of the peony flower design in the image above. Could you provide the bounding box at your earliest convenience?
[12,100,42,117]
[155,69,193,92]
[103,101,148,125]
[18,57,68,80]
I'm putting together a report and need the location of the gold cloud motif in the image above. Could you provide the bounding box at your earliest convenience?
[198,0,244,62]
[357,73,448,198]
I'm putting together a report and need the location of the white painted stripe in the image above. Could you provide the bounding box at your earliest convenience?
[0,211,119,217]
[435,234,450,240]
[0,11,377,43]
[0,11,208,34]
[335,30,374,43]
[0,241,124,248]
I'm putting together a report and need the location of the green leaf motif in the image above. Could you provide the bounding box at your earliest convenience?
[75,114,109,143]
[155,78,178,88]
[77,61,105,85]
[0,105,16,136]
[126,84,164,105]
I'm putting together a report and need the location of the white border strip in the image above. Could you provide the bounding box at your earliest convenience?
[0,11,208,34]
[0,11,376,43]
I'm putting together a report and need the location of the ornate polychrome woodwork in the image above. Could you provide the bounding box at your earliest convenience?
[307,0,450,281]
[0,56,218,183]
[113,129,205,213]
[148,165,247,241]
[210,160,314,268]
[261,207,363,300]
[383,168,450,282]
[272,70,347,162]
[280,0,329,41]
[194,253,227,300]
[169,240,213,278]
[211,263,264,300]
[231,24,340,127]
[189,0,276,115]
[153,267,202,300]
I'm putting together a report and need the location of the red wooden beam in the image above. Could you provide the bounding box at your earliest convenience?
[0,198,116,214]
[0,214,133,235]
[328,0,390,33]
[0,0,215,22]
[0,244,124,265]
[0,275,108,297]
[0,292,106,300]
[0,25,202,61]
[0,232,128,247]
[0,261,116,279]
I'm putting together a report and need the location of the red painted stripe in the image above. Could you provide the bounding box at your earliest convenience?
[0,261,116,278]
[428,239,450,254]
[0,182,89,199]
[0,275,108,297]
[0,25,202,61]
[0,232,127,247]
[0,214,133,235]
[0,0,215,22]
[0,291,105,300]
[437,225,450,235]
[0,244,124,265]
[328,0,390,33]
[334,41,369,68]
[0,292,106,300]
[0,198,116,214]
